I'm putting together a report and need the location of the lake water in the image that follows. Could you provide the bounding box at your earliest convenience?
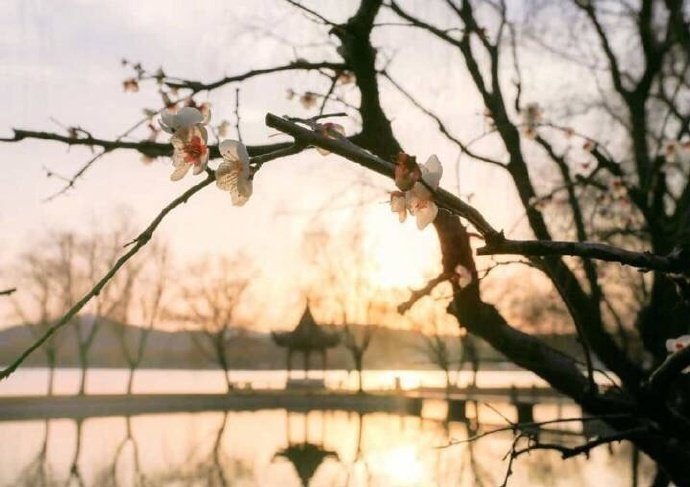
[0,369,654,486]
[0,367,553,396]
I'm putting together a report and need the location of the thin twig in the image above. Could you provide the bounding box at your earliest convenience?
[438,414,632,448]
[234,87,243,143]
[397,272,451,313]
[512,426,648,460]
[284,0,338,26]
[164,61,345,93]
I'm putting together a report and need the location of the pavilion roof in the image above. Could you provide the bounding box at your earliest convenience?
[271,305,341,351]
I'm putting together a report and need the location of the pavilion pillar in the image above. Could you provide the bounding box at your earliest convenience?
[287,348,293,380]
[304,350,311,379]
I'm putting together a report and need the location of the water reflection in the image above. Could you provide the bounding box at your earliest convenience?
[275,412,339,486]
[1,405,655,487]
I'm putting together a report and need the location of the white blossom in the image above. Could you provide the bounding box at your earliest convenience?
[389,155,443,230]
[159,106,211,135]
[160,106,211,181]
[216,139,253,206]
[666,335,690,373]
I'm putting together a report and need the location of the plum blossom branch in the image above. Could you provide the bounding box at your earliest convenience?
[42,109,169,201]
[265,112,501,238]
[0,129,295,170]
[0,288,16,297]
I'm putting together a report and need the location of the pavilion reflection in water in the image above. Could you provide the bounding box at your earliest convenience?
[273,412,339,487]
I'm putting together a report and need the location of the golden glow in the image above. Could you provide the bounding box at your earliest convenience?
[371,444,426,486]
[364,208,441,289]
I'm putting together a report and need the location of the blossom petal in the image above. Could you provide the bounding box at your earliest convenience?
[230,177,253,206]
[409,181,432,200]
[192,152,209,175]
[421,154,443,189]
[160,110,178,131]
[170,137,188,168]
[666,335,690,353]
[390,192,406,213]
[198,125,209,143]
[390,192,407,223]
[414,202,438,230]
[170,134,186,150]
[170,163,191,181]
[219,139,250,165]
[200,107,212,125]
[175,107,204,127]
[215,161,240,191]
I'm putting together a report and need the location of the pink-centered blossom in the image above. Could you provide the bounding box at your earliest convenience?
[161,107,211,181]
[169,126,209,180]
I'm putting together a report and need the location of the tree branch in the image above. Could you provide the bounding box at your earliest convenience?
[512,426,648,460]
[164,61,346,93]
[478,238,690,275]
[647,346,690,398]
[1,129,294,161]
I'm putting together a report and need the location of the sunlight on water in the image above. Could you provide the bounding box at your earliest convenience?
[0,408,655,486]
[0,370,653,485]
[371,444,426,486]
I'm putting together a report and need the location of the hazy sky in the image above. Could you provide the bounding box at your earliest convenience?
[0,0,590,330]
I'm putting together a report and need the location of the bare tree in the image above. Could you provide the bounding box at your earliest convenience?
[408,298,462,395]
[11,250,65,395]
[177,255,253,393]
[113,242,170,394]
[343,323,375,394]
[54,222,137,395]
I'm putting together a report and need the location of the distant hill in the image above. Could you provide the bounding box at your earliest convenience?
[0,321,587,370]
